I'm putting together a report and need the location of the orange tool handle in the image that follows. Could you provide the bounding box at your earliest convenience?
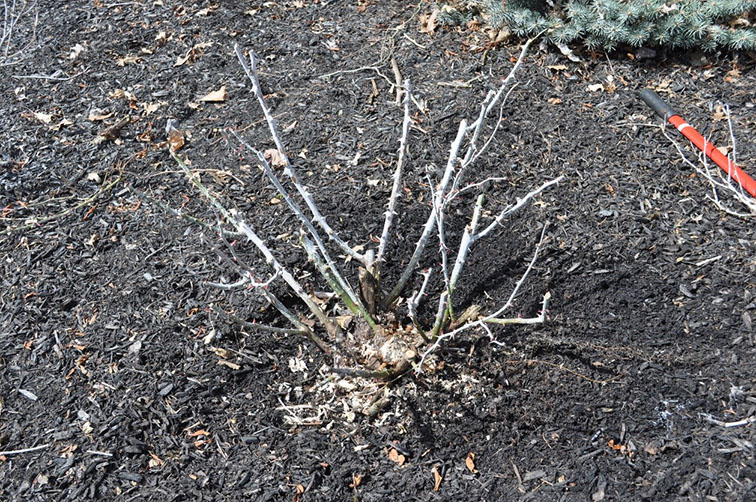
[639,89,756,198]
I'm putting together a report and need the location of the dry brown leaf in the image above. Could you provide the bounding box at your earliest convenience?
[484,26,511,45]
[387,448,405,466]
[88,110,113,121]
[548,97,562,105]
[33,111,52,124]
[432,464,442,491]
[263,148,286,168]
[712,105,728,122]
[293,484,305,502]
[199,85,227,102]
[69,43,85,60]
[50,118,73,131]
[116,54,141,66]
[168,128,185,152]
[419,10,438,36]
[350,473,363,488]
[217,359,240,370]
[142,102,161,115]
[548,64,568,71]
[148,452,164,468]
[465,452,478,473]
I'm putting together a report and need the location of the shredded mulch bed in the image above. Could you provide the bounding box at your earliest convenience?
[1,1,755,500]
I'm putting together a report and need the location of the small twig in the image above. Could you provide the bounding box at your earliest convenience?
[172,152,341,338]
[485,291,550,325]
[0,443,50,456]
[233,44,367,265]
[390,57,403,104]
[476,176,564,240]
[12,70,83,80]
[375,79,412,278]
[408,268,432,342]
[418,224,551,369]
[383,120,467,308]
[0,172,122,238]
[228,129,364,310]
[130,187,243,239]
[700,413,756,428]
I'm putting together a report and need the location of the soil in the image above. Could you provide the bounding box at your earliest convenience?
[1,1,756,500]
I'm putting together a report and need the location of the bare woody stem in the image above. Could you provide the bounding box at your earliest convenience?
[228,129,365,311]
[301,233,379,332]
[172,152,341,338]
[382,36,540,309]
[375,78,412,281]
[382,119,467,309]
[233,44,367,265]
[418,224,550,370]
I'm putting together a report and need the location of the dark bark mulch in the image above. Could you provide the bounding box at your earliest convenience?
[1,1,755,500]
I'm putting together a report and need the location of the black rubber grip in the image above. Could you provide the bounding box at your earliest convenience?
[639,89,679,120]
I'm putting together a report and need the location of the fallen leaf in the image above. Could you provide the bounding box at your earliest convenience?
[33,111,52,124]
[168,128,185,152]
[432,464,442,491]
[175,52,191,67]
[217,359,240,370]
[263,148,286,168]
[548,64,568,71]
[18,389,38,401]
[349,473,363,488]
[142,102,161,114]
[557,42,582,62]
[88,109,113,121]
[548,97,562,105]
[293,484,305,502]
[465,452,478,473]
[712,105,728,122]
[116,54,141,66]
[484,26,511,45]
[188,429,210,438]
[587,83,604,92]
[387,448,405,466]
[50,118,73,131]
[419,10,438,36]
[148,452,164,468]
[87,172,101,183]
[199,85,227,102]
[69,43,85,60]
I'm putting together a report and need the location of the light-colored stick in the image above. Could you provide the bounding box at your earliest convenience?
[663,106,755,216]
[233,44,367,264]
[448,194,485,295]
[174,153,340,337]
[228,129,364,310]
[418,224,550,369]
[382,120,468,308]
[301,233,378,331]
[0,443,49,456]
[476,176,564,240]
[375,79,412,275]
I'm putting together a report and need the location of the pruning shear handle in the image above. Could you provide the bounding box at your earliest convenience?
[638,89,679,121]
